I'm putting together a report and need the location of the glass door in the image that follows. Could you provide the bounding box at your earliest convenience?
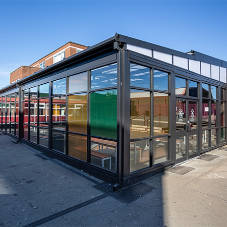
[176,99,198,163]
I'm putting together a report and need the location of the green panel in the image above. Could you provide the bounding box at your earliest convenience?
[90,89,117,139]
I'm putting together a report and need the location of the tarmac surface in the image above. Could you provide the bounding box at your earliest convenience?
[0,133,227,227]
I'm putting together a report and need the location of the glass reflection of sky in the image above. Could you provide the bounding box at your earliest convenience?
[53,78,66,95]
[39,83,49,97]
[91,63,117,89]
[69,72,87,93]
[211,86,217,100]
[153,70,168,91]
[130,63,150,88]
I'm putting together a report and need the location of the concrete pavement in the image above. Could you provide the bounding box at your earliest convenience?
[0,133,227,227]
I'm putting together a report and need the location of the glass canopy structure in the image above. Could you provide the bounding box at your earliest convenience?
[0,34,226,186]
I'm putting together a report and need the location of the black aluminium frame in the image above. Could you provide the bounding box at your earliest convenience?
[0,34,227,187]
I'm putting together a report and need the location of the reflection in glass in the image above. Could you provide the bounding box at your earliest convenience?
[23,125,28,140]
[154,70,168,91]
[39,99,49,127]
[189,101,197,129]
[90,90,117,139]
[11,102,15,123]
[130,63,150,88]
[39,128,48,147]
[154,93,169,136]
[30,87,37,99]
[91,64,117,89]
[30,100,37,125]
[130,90,150,139]
[16,124,19,136]
[68,134,87,162]
[10,123,15,135]
[202,99,209,128]
[69,72,88,93]
[221,102,225,126]
[175,77,186,95]
[189,80,198,97]
[211,101,216,128]
[154,137,168,164]
[16,103,19,123]
[23,101,28,124]
[202,83,209,98]
[176,100,186,131]
[23,89,29,101]
[52,96,66,130]
[52,130,65,152]
[53,78,66,95]
[130,140,149,172]
[39,83,49,98]
[211,129,217,146]
[188,134,197,156]
[221,88,226,100]
[202,130,209,149]
[176,136,186,160]
[30,126,37,143]
[211,86,217,99]
[91,137,117,172]
[68,94,87,134]
[220,128,226,144]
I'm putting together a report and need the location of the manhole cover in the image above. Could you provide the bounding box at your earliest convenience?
[169,166,195,175]
[199,154,219,161]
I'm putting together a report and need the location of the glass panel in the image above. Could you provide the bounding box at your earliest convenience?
[127,44,152,57]
[91,137,117,172]
[130,140,149,172]
[154,93,169,136]
[69,72,87,93]
[30,126,37,143]
[39,98,49,127]
[16,102,19,123]
[153,51,172,64]
[23,101,28,124]
[202,130,209,149]
[211,86,217,99]
[189,101,197,129]
[211,129,217,146]
[201,62,210,77]
[173,56,188,70]
[221,102,225,126]
[175,77,186,96]
[189,59,200,74]
[211,65,219,80]
[68,134,87,162]
[202,83,209,98]
[221,88,226,100]
[16,124,19,137]
[30,100,38,126]
[130,63,150,88]
[188,134,197,156]
[176,100,186,131]
[189,80,198,97]
[130,90,150,139]
[23,125,28,140]
[176,136,186,160]
[52,96,66,130]
[10,103,15,123]
[153,70,168,91]
[202,99,209,128]
[39,83,49,98]
[154,137,168,164]
[6,96,10,124]
[2,103,5,124]
[10,123,15,135]
[211,101,216,128]
[220,67,226,83]
[220,128,226,144]
[30,87,37,99]
[52,130,65,153]
[68,94,87,134]
[53,78,66,95]
[91,64,117,89]
[39,128,48,147]
[90,89,117,139]
[23,89,29,101]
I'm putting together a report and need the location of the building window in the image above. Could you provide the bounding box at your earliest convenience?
[53,51,65,64]
[40,61,45,69]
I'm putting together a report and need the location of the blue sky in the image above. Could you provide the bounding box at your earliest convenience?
[0,0,227,88]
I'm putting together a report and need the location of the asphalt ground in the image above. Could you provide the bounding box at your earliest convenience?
[0,133,227,227]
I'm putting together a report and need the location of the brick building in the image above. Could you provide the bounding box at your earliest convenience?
[10,42,87,84]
